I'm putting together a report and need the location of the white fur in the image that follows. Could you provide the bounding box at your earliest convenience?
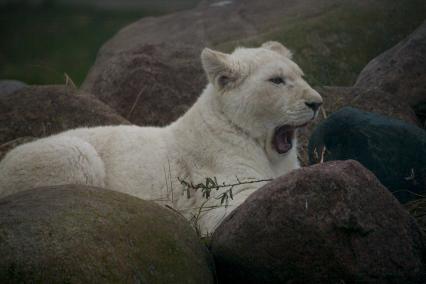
[0,42,322,235]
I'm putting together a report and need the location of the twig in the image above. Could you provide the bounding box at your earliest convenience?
[168,157,174,204]
[127,86,147,120]
[321,106,327,119]
[392,189,425,198]
[165,205,185,218]
[404,168,415,181]
[320,146,327,163]
[64,73,77,89]
[178,176,272,205]
[178,177,273,192]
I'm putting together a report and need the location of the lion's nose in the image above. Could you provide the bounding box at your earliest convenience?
[305,101,322,112]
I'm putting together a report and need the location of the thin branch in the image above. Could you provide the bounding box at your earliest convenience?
[64,73,77,89]
[178,176,273,205]
[320,145,327,163]
[127,86,147,120]
[178,177,273,192]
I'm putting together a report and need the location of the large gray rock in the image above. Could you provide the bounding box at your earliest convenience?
[355,21,426,108]
[0,185,215,283]
[211,160,425,283]
[308,107,426,203]
[0,85,129,146]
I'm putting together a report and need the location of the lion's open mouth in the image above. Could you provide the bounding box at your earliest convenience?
[273,123,307,154]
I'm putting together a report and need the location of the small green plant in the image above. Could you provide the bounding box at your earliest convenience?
[178,176,273,205]
[177,176,273,236]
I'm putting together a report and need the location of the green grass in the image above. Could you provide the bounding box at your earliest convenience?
[216,0,426,86]
[0,2,198,86]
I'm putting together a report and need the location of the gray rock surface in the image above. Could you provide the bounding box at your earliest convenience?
[0,185,215,283]
[308,107,426,203]
[211,160,425,283]
[0,80,27,95]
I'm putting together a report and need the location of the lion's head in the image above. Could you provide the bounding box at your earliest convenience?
[201,41,322,156]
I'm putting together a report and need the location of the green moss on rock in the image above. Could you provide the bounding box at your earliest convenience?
[0,185,215,283]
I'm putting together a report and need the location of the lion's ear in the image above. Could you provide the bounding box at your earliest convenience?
[201,48,238,90]
[261,41,292,59]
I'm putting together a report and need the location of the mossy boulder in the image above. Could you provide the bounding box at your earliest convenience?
[0,185,215,283]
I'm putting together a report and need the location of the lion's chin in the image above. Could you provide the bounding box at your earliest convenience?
[273,123,308,154]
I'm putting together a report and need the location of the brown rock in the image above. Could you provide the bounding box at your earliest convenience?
[0,185,215,283]
[355,21,426,109]
[83,44,205,126]
[211,160,426,283]
[0,85,130,145]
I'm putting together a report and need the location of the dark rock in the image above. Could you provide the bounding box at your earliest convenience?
[0,185,215,283]
[413,101,426,128]
[298,86,420,166]
[355,21,426,119]
[308,107,426,203]
[317,86,421,126]
[0,85,130,145]
[405,199,426,237]
[211,160,425,283]
[0,80,27,95]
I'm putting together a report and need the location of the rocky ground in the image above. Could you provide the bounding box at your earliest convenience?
[0,0,425,282]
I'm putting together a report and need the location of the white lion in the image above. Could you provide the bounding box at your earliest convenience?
[0,42,322,235]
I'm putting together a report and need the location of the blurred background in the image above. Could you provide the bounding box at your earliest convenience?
[1,0,425,88]
[0,0,200,85]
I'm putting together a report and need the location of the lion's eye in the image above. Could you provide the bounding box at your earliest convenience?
[269,77,286,85]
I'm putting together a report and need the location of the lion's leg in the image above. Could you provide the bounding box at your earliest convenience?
[0,136,106,198]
